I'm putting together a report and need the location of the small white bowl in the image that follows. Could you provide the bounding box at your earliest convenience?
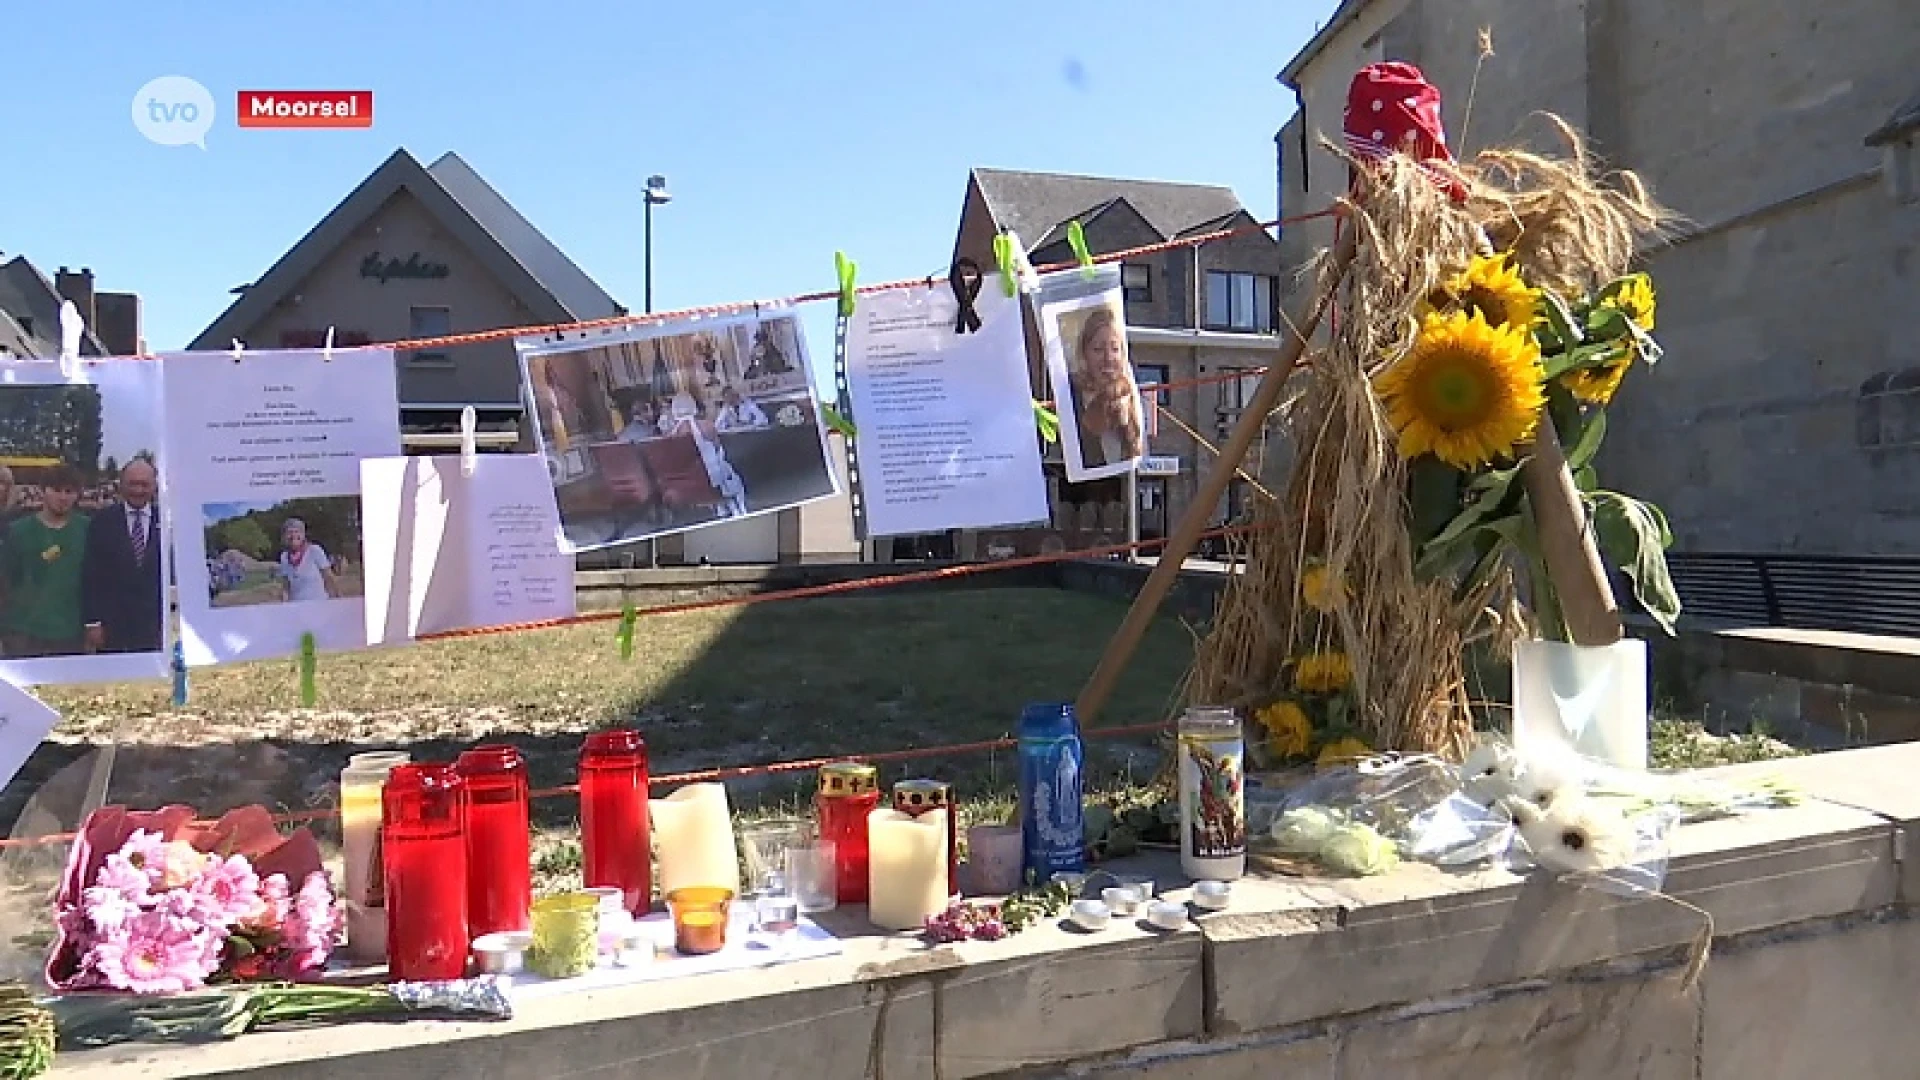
[1068,898,1111,931]
[1191,880,1232,911]
[1102,886,1143,917]
[1146,901,1188,931]
[471,930,532,975]
[1116,874,1156,899]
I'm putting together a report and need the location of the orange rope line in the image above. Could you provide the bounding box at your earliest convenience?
[97,209,1339,362]
[0,720,1172,850]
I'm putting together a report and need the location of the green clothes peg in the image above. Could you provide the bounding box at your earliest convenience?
[1066,221,1096,278]
[993,234,1019,296]
[821,403,857,438]
[835,252,858,318]
[298,632,317,707]
[618,603,637,660]
[1033,400,1061,444]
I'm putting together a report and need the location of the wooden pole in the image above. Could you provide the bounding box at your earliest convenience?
[1076,228,1359,726]
[1519,420,1624,645]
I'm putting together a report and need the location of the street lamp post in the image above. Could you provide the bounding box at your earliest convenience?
[643,174,672,313]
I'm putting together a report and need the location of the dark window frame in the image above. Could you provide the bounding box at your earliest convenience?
[1121,262,1153,304]
[406,305,454,368]
[1203,270,1278,333]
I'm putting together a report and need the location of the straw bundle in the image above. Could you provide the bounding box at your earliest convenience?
[1188,115,1669,762]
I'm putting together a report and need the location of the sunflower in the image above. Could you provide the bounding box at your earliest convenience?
[1435,253,1541,330]
[1603,274,1656,331]
[1317,735,1372,765]
[1561,346,1633,405]
[1299,561,1346,613]
[1255,700,1313,759]
[1292,652,1352,694]
[1376,310,1546,470]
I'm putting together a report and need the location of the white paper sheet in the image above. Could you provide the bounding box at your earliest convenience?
[0,361,170,686]
[360,454,577,644]
[845,276,1049,536]
[515,310,841,553]
[1038,278,1145,483]
[0,677,61,792]
[161,349,402,664]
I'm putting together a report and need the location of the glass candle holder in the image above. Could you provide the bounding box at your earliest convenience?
[667,887,733,956]
[528,893,600,979]
[816,763,879,904]
[340,750,409,966]
[382,763,469,982]
[579,730,651,915]
[964,824,1024,896]
[788,839,838,914]
[457,745,533,937]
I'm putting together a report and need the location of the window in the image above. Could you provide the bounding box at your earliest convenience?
[1204,271,1277,333]
[1217,368,1259,410]
[1134,363,1170,406]
[1121,263,1153,303]
[407,306,453,367]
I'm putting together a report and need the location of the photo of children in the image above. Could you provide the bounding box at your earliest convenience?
[0,362,168,685]
[518,311,840,552]
[1041,289,1147,482]
[200,497,364,608]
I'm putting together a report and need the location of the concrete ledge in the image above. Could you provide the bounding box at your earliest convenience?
[48,748,1920,1079]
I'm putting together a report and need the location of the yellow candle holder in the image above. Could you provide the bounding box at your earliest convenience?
[667,887,733,956]
[528,893,600,978]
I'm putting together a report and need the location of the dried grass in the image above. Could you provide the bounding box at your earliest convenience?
[1187,115,1671,761]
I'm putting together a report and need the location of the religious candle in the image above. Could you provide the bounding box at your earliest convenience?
[340,750,409,965]
[816,763,880,904]
[866,808,949,931]
[382,763,469,982]
[892,779,958,899]
[456,745,533,936]
[649,783,740,899]
[579,730,651,915]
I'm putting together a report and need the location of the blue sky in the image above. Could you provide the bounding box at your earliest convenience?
[6,0,1331,391]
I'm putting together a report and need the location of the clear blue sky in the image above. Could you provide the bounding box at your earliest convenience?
[5,0,1332,391]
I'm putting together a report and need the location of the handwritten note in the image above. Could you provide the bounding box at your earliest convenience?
[0,676,63,793]
[360,455,576,643]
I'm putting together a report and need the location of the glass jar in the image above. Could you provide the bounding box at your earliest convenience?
[815,763,880,904]
[1176,706,1246,881]
[340,750,409,965]
[382,763,469,981]
[456,745,532,936]
[580,729,651,915]
[1017,703,1085,881]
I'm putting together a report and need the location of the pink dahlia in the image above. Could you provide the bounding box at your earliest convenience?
[90,910,215,993]
[190,854,264,927]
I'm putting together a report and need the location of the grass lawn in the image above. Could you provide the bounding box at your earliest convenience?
[7,587,1194,840]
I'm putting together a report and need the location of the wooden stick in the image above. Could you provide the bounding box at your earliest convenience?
[1077,228,1360,726]
[1519,419,1623,645]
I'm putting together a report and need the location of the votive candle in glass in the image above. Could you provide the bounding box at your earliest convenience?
[668,887,734,956]
[529,893,600,979]
[580,729,651,915]
[340,750,409,965]
[382,763,469,982]
[816,763,880,904]
[893,779,958,898]
[457,745,533,936]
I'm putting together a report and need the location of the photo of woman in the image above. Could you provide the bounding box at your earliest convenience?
[276,518,340,603]
[200,498,363,608]
[1042,293,1147,481]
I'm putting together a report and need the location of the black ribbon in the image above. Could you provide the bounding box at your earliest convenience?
[949,258,984,334]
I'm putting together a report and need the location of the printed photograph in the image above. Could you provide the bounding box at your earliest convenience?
[1041,291,1147,482]
[201,497,365,607]
[0,365,167,681]
[520,312,840,551]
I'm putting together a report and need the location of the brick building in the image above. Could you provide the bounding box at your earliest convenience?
[944,168,1290,558]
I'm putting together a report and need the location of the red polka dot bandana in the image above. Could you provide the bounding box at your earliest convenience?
[1343,62,1466,201]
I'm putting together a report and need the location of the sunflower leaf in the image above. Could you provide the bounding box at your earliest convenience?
[1565,404,1608,471]
[1587,490,1681,635]
[1595,273,1652,307]
[1537,289,1585,353]
[1573,464,1598,492]
[1416,463,1524,577]
[1407,456,1466,550]
[1584,304,1632,342]
[1542,341,1620,380]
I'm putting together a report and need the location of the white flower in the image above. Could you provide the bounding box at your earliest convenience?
[1460,739,1519,807]
[1512,795,1636,875]
[1271,807,1342,853]
[1320,823,1400,876]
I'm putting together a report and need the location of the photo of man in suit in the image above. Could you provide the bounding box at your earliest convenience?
[81,455,163,654]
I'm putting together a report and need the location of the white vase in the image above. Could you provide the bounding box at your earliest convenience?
[1511,638,1649,771]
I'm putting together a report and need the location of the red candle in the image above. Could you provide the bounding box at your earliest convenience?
[456,745,532,936]
[382,763,469,981]
[893,779,958,898]
[816,763,880,904]
[580,729,651,915]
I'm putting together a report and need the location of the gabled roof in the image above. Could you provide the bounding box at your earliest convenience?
[1866,85,1920,147]
[1278,0,1373,86]
[970,168,1248,246]
[0,257,106,356]
[190,149,623,350]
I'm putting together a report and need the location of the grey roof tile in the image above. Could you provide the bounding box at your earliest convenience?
[972,168,1246,244]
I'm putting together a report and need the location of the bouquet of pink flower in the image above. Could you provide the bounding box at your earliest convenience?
[46,806,339,993]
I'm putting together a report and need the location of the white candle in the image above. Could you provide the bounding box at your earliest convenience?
[867,808,948,931]
[649,783,740,899]
[339,751,408,965]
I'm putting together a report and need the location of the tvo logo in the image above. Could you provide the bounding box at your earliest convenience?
[133,76,216,148]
